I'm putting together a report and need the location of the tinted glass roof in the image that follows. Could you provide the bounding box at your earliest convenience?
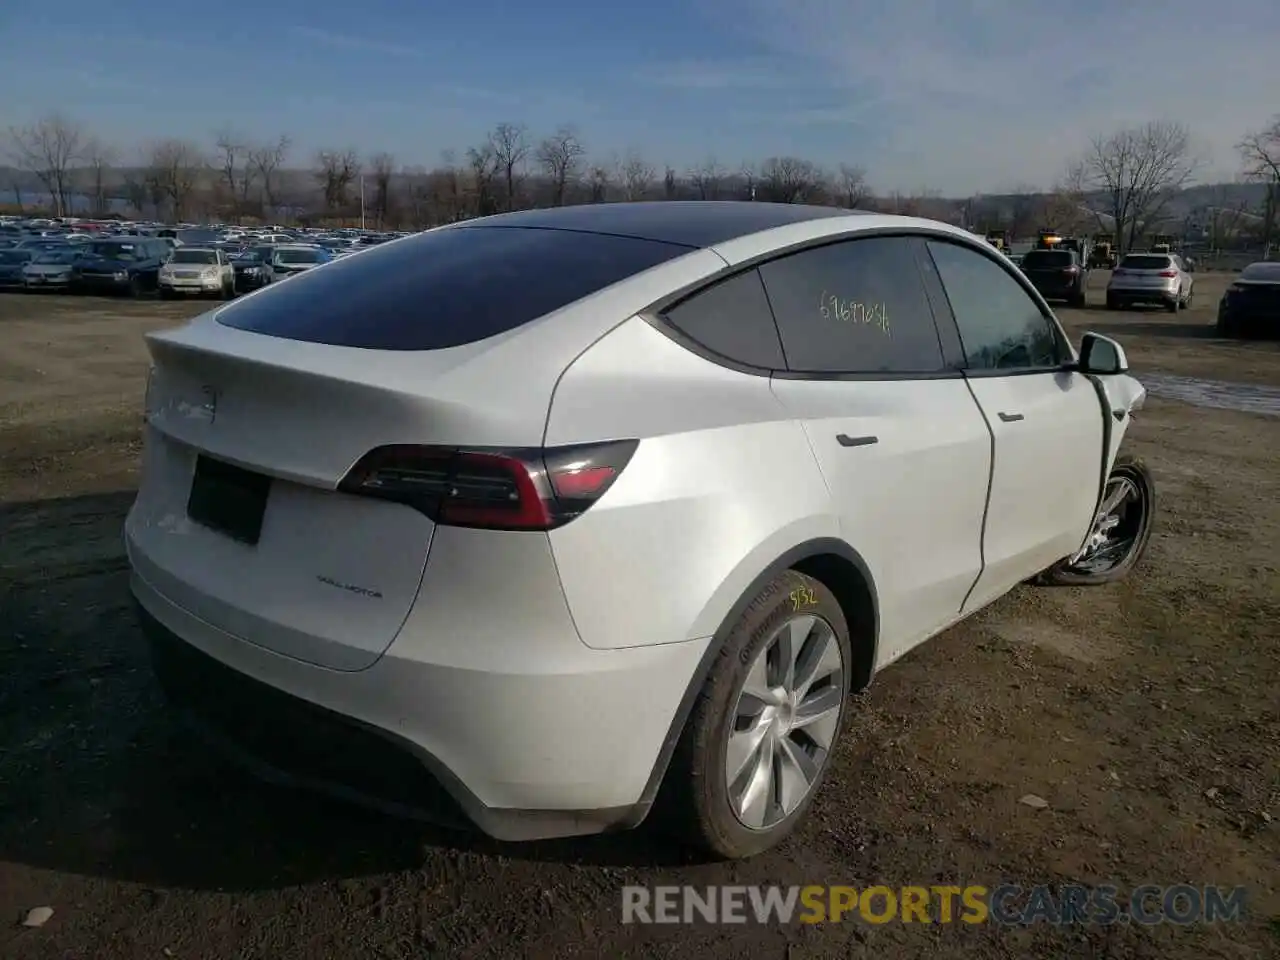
[455,201,862,248]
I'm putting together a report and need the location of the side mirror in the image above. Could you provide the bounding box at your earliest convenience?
[1077,332,1128,375]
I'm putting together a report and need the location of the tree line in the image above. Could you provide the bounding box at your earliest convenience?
[5,112,1280,254]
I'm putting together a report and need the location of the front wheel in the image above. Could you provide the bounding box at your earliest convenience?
[666,570,852,859]
[1036,455,1155,587]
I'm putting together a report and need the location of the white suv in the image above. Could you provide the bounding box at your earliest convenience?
[1106,252,1194,312]
[126,203,1154,859]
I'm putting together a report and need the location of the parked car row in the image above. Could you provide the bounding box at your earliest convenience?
[0,239,338,297]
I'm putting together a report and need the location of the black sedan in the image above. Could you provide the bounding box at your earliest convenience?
[229,251,271,293]
[1218,262,1280,339]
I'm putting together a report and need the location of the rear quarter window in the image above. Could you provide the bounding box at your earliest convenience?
[659,268,785,370]
[216,226,692,350]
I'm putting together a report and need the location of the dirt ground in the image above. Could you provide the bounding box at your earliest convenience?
[1,275,1277,959]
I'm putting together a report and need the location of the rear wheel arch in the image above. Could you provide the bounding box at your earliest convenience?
[631,537,879,827]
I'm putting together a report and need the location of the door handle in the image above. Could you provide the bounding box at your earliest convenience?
[836,434,878,447]
[997,411,1024,422]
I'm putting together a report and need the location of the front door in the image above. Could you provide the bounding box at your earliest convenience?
[924,239,1104,612]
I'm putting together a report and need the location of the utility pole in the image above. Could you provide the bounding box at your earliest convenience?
[360,175,366,230]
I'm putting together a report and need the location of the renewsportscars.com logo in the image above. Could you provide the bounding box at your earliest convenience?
[621,884,1247,926]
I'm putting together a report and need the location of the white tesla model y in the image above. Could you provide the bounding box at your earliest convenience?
[126,202,1153,859]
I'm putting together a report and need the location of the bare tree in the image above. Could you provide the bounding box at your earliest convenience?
[618,152,655,200]
[121,174,148,216]
[739,163,757,201]
[213,128,256,216]
[369,152,395,227]
[487,122,529,211]
[5,113,85,216]
[884,191,921,216]
[835,163,869,209]
[1068,121,1199,255]
[587,164,611,203]
[314,148,360,211]
[467,143,500,216]
[248,135,290,212]
[759,156,820,203]
[145,139,205,221]
[534,126,585,207]
[688,158,723,200]
[81,136,116,217]
[663,165,678,199]
[1237,116,1280,252]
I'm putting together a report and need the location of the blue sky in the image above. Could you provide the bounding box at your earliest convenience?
[1,0,1275,194]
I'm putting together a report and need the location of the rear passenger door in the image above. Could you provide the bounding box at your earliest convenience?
[763,236,993,667]
[925,239,1104,612]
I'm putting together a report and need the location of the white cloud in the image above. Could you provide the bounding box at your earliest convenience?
[705,0,1280,193]
[289,27,423,59]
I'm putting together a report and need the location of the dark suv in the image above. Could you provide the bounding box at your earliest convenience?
[71,238,170,297]
[1018,248,1089,307]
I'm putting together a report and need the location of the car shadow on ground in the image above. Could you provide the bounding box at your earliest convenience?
[0,493,702,895]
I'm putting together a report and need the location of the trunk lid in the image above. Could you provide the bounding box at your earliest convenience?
[128,315,561,671]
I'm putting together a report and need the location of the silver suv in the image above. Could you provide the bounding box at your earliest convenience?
[1106,252,1194,312]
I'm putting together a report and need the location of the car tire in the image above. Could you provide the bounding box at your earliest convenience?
[1035,455,1155,587]
[1184,289,1194,309]
[128,275,144,298]
[1071,291,1087,308]
[1106,295,1120,311]
[665,570,853,860]
[1165,296,1179,313]
[159,288,174,300]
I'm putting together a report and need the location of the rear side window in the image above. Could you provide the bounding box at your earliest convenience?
[216,226,692,350]
[1022,250,1073,268]
[758,237,946,374]
[660,269,784,370]
[1119,255,1171,270]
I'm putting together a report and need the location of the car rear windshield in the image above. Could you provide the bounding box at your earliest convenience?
[1119,255,1171,270]
[1021,250,1073,268]
[216,225,693,350]
[275,248,324,264]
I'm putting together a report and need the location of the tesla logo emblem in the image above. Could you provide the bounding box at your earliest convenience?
[199,385,219,423]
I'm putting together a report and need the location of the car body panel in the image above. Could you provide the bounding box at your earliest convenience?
[1107,253,1192,305]
[124,203,1140,837]
[960,372,1105,610]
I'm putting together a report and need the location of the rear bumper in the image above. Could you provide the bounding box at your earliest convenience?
[161,279,223,294]
[1218,305,1279,338]
[1107,287,1177,306]
[1030,283,1081,301]
[128,553,709,841]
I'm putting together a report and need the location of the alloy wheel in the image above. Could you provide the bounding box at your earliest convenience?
[725,614,845,830]
[1067,472,1146,575]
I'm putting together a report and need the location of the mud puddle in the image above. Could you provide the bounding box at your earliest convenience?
[1140,372,1280,416]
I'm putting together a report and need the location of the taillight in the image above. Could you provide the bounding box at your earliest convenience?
[1158,269,1177,278]
[338,439,638,531]
[1063,265,1079,274]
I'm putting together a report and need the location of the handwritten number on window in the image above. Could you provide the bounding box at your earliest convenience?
[819,290,890,335]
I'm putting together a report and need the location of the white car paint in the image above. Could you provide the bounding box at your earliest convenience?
[124,204,1145,847]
